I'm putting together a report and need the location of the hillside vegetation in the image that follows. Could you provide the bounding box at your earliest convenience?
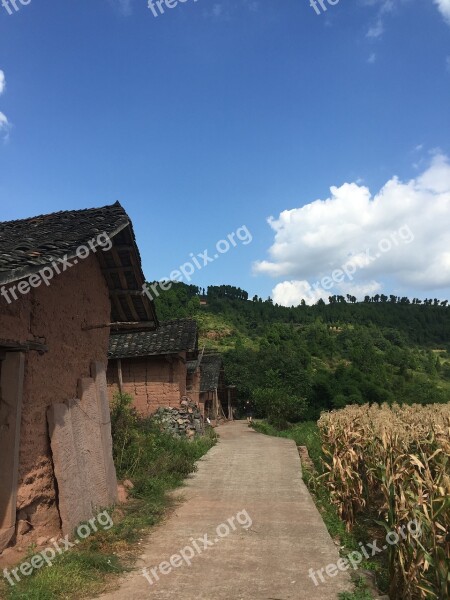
[152,283,450,423]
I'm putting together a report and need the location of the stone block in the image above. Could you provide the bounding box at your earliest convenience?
[48,373,118,536]
[47,400,91,535]
[77,378,110,511]
[91,362,118,505]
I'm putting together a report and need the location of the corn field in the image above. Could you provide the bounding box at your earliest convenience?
[318,403,450,600]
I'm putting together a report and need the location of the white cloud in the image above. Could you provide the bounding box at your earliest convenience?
[0,112,11,142]
[366,18,384,38]
[254,155,450,306]
[363,1,450,35]
[203,3,228,20]
[434,0,450,24]
[272,280,382,307]
[0,71,10,141]
[364,0,393,39]
[368,52,377,64]
[337,281,382,298]
[243,0,259,11]
[109,0,133,16]
[203,1,260,20]
[272,281,329,306]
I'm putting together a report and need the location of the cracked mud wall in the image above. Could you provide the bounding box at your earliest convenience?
[0,255,111,549]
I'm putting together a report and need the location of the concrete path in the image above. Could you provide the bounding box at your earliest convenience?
[95,421,351,600]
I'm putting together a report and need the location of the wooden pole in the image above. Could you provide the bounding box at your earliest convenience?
[117,359,123,394]
[214,388,218,419]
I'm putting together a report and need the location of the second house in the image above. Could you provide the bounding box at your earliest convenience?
[107,318,201,415]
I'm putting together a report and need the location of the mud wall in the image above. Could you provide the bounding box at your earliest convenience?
[0,254,111,548]
[186,367,201,407]
[107,354,188,417]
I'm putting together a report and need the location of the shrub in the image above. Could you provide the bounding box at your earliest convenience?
[253,387,308,428]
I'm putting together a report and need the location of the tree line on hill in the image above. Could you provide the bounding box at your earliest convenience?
[150,282,450,426]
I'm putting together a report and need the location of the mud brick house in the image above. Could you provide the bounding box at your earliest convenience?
[200,353,227,419]
[0,202,158,553]
[107,318,201,416]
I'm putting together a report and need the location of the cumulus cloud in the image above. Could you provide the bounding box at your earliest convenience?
[434,0,450,24]
[272,281,329,306]
[254,154,450,306]
[272,280,382,307]
[0,70,5,95]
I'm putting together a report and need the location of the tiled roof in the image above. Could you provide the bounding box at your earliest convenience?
[200,353,223,392]
[108,319,198,359]
[186,360,199,374]
[0,202,158,326]
[0,202,128,285]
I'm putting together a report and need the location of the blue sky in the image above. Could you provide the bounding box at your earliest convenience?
[1,0,449,304]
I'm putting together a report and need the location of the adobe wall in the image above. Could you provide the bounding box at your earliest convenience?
[107,354,188,417]
[0,254,111,549]
[187,367,201,407]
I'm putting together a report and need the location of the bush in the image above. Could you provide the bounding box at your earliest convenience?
[111,392,217,491]
[253,387,308,428]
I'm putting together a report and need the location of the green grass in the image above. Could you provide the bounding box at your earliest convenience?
[339,577,374,600]
[0,395,217,600]
[195,310,259,352]
[2,550,122,600]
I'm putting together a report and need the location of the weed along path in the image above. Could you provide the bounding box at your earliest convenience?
[95,421,351,600]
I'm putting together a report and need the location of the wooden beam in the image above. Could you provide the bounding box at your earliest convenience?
[112,245,135,252]
[101,266,135,275]
[117,359,123,394]
[109,290,145,296]
[111,248,130,289]
[82,321,156,331]
[125,294,140,322]
[214,388,218,419]
[0,339,48,354]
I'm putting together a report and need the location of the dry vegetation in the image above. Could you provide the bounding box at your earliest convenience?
[318,403,450,600]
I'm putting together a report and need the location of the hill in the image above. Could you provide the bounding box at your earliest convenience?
[150,282,450,423]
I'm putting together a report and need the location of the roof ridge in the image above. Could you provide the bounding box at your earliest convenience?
[0,201,125,227]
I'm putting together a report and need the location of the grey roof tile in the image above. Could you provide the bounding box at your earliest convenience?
[109,319,198,359]
[0,202,129,285]
[0,201,158,326]
[200,353,223,392]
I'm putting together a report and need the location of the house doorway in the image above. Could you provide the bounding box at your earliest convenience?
[0,351,25,553]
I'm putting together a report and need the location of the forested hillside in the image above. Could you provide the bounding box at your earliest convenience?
[151,282,450,424]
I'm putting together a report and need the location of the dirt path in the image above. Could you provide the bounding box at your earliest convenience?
[95,421,351,600]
